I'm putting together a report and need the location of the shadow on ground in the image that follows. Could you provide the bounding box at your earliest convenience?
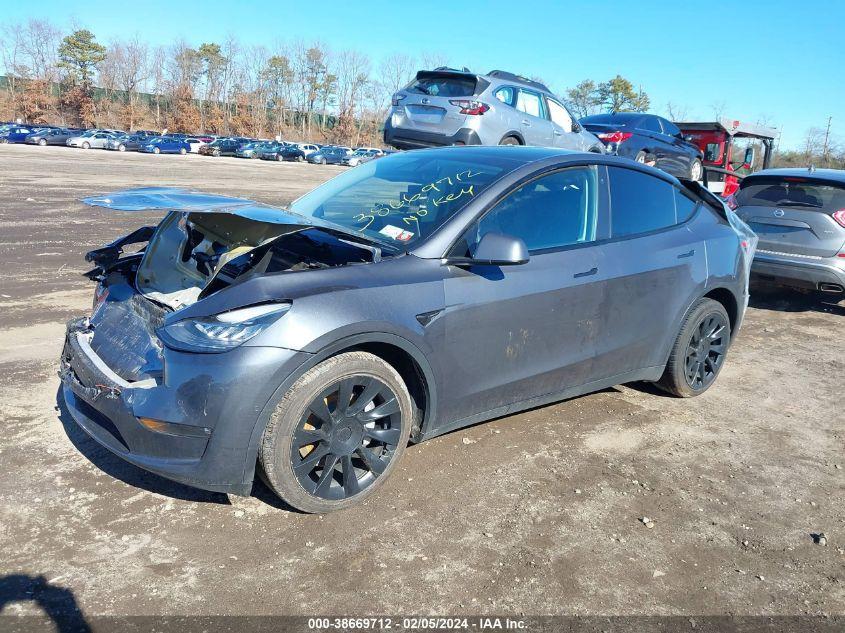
[0,574,91,632]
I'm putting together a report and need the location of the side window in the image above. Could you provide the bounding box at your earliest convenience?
[516,89,544,119]
[546,98,573,132]
[639,117,662,133]
[494,86,515,106]
[675,190,699,223]
[608,167,677,237]
[459,167,599,255]
[661,118,681,137]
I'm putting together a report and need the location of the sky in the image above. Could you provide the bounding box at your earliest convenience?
[4,0,843,150]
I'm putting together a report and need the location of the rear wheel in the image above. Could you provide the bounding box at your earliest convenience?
[179,147,187,155]
[689,158,703,181]
[259,351,413,513]
[657,298,731,397]
[499,136,520,146]
[297,155,305,162]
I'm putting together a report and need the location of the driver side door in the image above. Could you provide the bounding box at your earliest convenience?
[439,165,609,425]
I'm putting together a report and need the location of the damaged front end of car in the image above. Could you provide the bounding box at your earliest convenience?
[59,187,383,494]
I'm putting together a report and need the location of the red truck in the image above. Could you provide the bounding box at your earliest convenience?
[677,119,777,197]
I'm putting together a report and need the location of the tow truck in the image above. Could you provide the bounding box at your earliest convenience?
[677,119,778,197]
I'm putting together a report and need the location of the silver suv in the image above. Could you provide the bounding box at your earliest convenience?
[385,68,604,152]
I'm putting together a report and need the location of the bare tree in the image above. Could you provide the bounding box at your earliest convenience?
[665,101,689,122]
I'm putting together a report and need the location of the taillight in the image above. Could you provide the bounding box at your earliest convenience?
[832,209,845,228]
[391,94,406,107]
[449,100,489,115]
[596,131,633,144]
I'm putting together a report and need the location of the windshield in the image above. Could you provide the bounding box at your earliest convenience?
[288,149,521,247]
[736,177,845,209]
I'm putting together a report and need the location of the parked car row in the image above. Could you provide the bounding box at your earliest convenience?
[3,123,392,167]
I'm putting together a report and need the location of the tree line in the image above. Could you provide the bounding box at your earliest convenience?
[1,18,840,165]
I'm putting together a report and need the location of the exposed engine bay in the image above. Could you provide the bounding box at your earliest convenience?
[133,211,377,310]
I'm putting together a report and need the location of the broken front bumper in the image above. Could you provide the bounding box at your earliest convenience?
[59,318,308,495]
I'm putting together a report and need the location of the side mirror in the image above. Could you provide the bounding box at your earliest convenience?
[683,134,694,142]
[572,121,582,133]
[744,147,755,166]
[446,232,529,266]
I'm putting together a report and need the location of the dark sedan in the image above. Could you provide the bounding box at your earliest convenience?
[140,137,191,154]
[105,134,147,152]
[60,148,755,513]
[198,138,248,157]
[581,113,704,180]
[733,168,845,296]
[25,128,80,146]
[256,141,287,160]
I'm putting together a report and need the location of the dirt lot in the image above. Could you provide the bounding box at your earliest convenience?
[0,144,843,619]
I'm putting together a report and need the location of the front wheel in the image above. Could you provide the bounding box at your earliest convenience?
[276,154,282,161]
[689,158,703,181]
[499,136,520,146]
[656,298,731,397]
[153,147,160,154]
[118,144,126,152]
[39,138,47,146]
[82,142,90,150]
[259,351,413,513]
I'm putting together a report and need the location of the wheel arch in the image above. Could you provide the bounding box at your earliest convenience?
[702,286,739,339]
[240,332,437,488]
[499,131,525,145]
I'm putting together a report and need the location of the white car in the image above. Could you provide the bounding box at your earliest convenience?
[185,137,207,153]
[292,142,320,157]
[66,131,117,149]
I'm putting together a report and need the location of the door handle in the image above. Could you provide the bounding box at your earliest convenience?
[521,120,531,126]
[553,130,563,136]
[677,249,695,259]
[574,267,598,278]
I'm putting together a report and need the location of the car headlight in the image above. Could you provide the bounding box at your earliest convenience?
[158,302,291,353]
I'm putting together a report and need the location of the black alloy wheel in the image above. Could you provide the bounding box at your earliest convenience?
[684,312,728,391]
[291,376,402,500]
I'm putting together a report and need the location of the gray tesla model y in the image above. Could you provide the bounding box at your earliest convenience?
[60,147,756,512]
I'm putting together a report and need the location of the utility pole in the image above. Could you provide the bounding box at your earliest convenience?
[822,116,832,166]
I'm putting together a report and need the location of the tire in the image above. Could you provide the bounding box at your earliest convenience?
[499,136,520,146]
[276,154,282,161]
[82,142,90,150]
[656,298,731,397]
[38,138,47,146]
[179,147,186,155]
[297,155,304,162]
[259,351,414,513]
[153,147,160,155]
[635,150,647,163]
[319,157,326,165]
[689,158,703,181]
[118,144,126,152]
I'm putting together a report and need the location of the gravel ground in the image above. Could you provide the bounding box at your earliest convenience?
[0,144,843,619]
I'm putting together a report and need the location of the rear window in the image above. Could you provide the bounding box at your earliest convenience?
[407,74,477,97]
[736,178,845,209]
[581,113,641,126]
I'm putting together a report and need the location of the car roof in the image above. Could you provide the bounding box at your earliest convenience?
[743,167,845,184]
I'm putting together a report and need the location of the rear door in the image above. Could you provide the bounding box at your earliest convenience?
[515,88,553,146]
[637,117,678,173]
[592,166,707,379]
[660,118,693,176]
[734,176,845,257]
